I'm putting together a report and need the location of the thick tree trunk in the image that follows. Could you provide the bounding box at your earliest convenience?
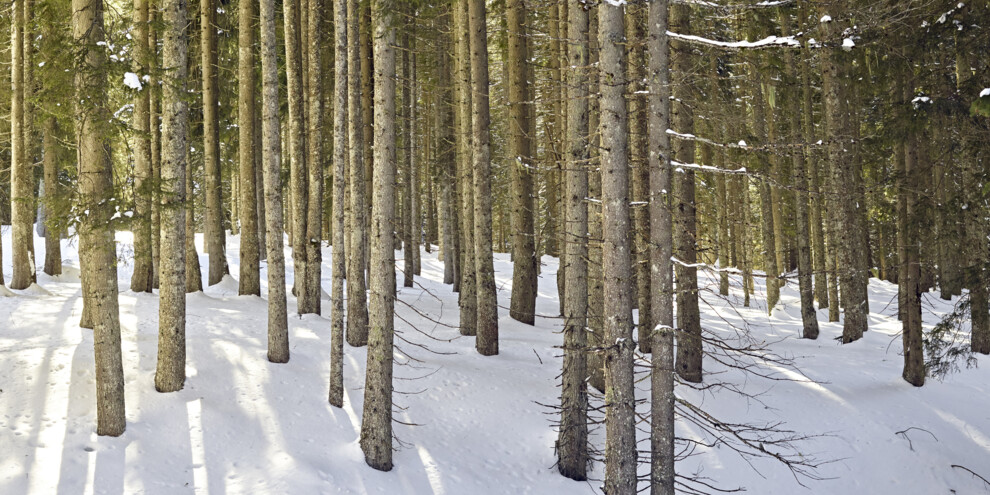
[73,0,125,435]
[202,0,227,286]
[345,0,369,346]
[506,0,537,325]
[156,0,189,393]
[901,88,924,386]
[130,0,154,292]
[261,0,289,363]
[671,4,701,384]
[648,2,675,493]
[599,5,636,493]
[360,1,395,470]
[238,0,260,296]
[556,0,589,480]
[329,0,348,407]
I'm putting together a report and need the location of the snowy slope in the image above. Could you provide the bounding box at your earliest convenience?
[0,226,987,494]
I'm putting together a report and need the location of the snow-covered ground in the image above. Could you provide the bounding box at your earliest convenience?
[0,226,987,494]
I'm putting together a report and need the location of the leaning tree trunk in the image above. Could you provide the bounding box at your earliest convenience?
[73,0,125,436]
[260,0,289,363]
[201,0,227,286]
[506,0,537,325]
[556,0,589,480]
[237,0,260,296]
[345,0,369,346]
[360,0,395,471]
[130,0,154,292]
[468,0,498,356]
[329,0,348,407]
[156,0,189,394]
[648,1,675,493]
[599,4,636,493]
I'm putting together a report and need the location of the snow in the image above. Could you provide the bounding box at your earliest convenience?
[667,31,799,49]
[820,14,832,23]
[0,227,988,494]
[980,88,990,98]
[123,72,143,91]
[842,37,856,50]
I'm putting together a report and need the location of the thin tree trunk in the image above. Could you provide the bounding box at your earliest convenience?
[626,8,651,353]
[238,0,260,296]
[202,0,227,286]
[360,0,395,470]
[150,14,161,290]
[438,12,457,287]
[302,0,323,314]
[285,0,308,309]
[455,0,476,337]
[261,0,289,363]
[468,0,498,356]
[557,0,589,480]
[901,82,924,386]
[410,45,421,277]
[11,0,35,290]
[185,129,202,293]
[402,29,415,288]
[156,0,189,393]
[346,0,369,346]
[74,0,125,435]
[586,7,605,394]
[131,0,154,292]
[329,0,348,408]
[42,117,61,276]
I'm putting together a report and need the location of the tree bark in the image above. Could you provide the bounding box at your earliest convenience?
[238,0,260,296]
[42,118,62,276]
[285,0,308,309]
[599,5,636,493]
[345,0,369,346]
[468,0,498,356]
[648,2,675,492]
[156,0,189,393]
[130,0,154,292]
[11,0,36,290]
[626,8,651,353]
[302,0,324,314]
[202,0,227,286]
[261,0,289,363]
[185,128,202,293]
[329,0,348,408]
[360,0,395,470]
[506,0,537,325]
[557,0,589,480]
[73,0,125,435]
[455,0,476,337]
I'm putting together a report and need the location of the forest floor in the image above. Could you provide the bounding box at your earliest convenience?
[1,228,988,494]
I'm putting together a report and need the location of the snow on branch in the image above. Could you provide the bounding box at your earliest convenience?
[673,160,749,175]
[667,31,800,50]
[672,0,796,9]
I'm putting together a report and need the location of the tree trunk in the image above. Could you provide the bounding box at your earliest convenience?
[329,0,348,407]
[285,0,308,309]
[599,5,636,493]
[156,0,189,393]
[302,0,324,314]
[346,0,369,346]
[238,0,260,296]
[455,0,476,337]
[201,0,227,286]
[671,4,701,384]
[648,1,675,492]
[626,8,651,353]
[901,83,924,386]
[42,118,62,276]
[438,12,457,287]
[557,0,589,480]
[261,0,289,363]
[185,129,202,293]
[11,0,36,290]
[73,0,125,435]
[402,29,415,288]
[130,0,154,292]
[468,0,498,356]
[506,0,537,325]
[360,0,395,470]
